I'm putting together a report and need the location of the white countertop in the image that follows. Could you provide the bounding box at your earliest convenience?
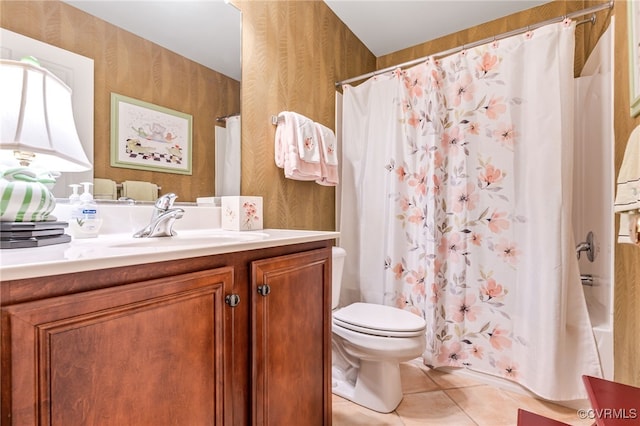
[0,228,339,281]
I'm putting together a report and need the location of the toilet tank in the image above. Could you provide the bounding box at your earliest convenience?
[331,246,346,310]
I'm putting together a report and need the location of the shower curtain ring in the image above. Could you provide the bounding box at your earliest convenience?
[524,25,534,39]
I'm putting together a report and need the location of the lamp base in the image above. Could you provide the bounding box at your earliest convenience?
[0,220,70,249]
[1,167,56,222]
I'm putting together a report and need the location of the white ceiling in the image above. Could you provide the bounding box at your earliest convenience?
[324,0,551,57]
[62,1,551,81]
[62,0,242,80]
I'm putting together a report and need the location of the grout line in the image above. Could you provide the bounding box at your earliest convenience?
[441,389,480,426]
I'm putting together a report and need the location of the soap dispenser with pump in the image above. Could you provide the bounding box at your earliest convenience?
[69,184,81,204]
[68,182,103,238]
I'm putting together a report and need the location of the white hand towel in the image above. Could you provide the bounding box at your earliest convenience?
[614,126,640,246]
[314,122,339,186]
[618,213,640,245]
[315,122,338,166]
[614,125,640,213]
[93,178,118,200]
[122,180,159,201]
[274,112,320,181]
[274,114,287,169]
[293,112,320,163]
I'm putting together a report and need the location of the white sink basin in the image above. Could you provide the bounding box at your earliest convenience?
[108,230,269,249]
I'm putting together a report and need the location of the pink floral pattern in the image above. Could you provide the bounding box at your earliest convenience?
[342,21,601,400]
[242,201,260,229]
[384,42,532,382]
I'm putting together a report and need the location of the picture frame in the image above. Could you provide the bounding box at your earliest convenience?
[629,0,640,117]
[110,93,193,175]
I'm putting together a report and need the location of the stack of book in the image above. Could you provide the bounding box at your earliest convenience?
[0,221,71,249]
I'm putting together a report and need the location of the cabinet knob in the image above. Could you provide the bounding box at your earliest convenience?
[225,294,240,307]
[257,285,271,296]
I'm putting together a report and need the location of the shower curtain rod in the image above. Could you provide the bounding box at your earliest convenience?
[216,113,240,122]
[335,0,614,87]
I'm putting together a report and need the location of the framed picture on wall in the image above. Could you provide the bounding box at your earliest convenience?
[110,93,193,175]
[629,0,640,117]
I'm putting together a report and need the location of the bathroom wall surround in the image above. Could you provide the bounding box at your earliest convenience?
[611,0,640,388]
[238,0,376,232]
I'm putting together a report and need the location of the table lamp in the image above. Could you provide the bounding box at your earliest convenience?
[1,57,91,223]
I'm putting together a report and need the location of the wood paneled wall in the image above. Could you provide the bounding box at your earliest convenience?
[0,1,240,202]
[612,0,640,388]
[238,0,376,231]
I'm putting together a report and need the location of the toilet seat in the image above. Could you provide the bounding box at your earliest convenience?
[333,302,426,338]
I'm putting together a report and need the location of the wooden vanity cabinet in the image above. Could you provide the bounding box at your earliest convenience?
[2,267,233,426]
[0,240,333,425]
[251,249,332,426]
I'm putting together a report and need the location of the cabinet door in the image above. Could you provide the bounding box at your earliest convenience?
[1,267,233,426]
[251,248,331,426]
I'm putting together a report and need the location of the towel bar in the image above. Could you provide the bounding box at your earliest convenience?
[115,183,162,191]
[271,115,285,125]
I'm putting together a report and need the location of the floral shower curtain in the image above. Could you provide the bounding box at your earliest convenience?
[339,21,602,400]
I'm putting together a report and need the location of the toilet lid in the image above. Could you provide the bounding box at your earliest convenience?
[333,303,426,337]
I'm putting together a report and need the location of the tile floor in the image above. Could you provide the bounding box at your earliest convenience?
[332,358,594,426]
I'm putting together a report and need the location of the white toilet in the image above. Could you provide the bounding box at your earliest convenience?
[331,247,427,413]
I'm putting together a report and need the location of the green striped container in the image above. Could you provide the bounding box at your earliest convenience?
[1,167,56,222]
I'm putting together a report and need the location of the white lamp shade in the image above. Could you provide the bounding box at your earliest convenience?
[0,59,92,172]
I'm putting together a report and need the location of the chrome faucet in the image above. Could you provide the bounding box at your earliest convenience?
[133,193,185,238]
